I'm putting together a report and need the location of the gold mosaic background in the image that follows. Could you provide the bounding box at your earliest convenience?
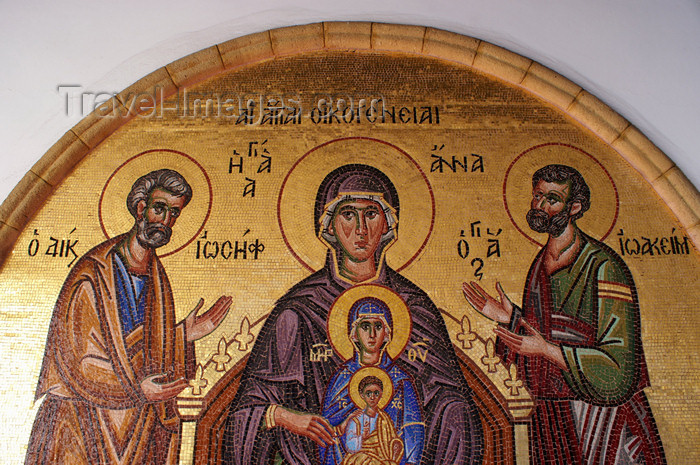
[0,23,698,464]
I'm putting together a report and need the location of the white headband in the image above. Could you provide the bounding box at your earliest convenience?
[319,192,397,244]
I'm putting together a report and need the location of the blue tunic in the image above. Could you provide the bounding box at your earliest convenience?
[321,352,425,465]
[113,253,149,335]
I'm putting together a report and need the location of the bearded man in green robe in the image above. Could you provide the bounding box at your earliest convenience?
[464,164,666,464]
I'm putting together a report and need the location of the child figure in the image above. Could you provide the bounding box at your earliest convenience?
[321,296,424,465]
[342,375,403,465]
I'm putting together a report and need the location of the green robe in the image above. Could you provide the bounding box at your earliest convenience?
[501,232,665,464]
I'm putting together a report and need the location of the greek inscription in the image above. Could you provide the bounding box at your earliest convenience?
[85,88,441,126]
[307,97,438,126]
[309,343,333,362]
[26,228,80,267]
[486,228,502,258]
[227,140,273,197]
[471,221,481,238]
[194,231,266,260]
[407,339,430,363]
[28,230,39,257]
[456,222,503,279]
[617,228,690,257]
[243,178,256,198]
[430,145,484,173]
[260,96,302,125]
[471,258,484,280]
[457,237,470,259]
[229,152,243,174]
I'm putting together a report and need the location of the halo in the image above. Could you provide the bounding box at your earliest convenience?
[98,149,212,257]
[348,367,394,410]
[277,137,435,272]
[327,284,411,362]
[503,143,619,247]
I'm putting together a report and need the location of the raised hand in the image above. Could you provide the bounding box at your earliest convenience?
[185,295,233,342]
[462,281,513,323]
[494,320,567,369]
[140,373,188,402]
[274,407,336,447]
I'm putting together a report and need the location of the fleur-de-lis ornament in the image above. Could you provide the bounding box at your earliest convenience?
[212,337,232,372]
[481,337,500,373]
[504,363,523,396]
[234,316,255,351]
[189,363,208,396]
[456,315,478,349]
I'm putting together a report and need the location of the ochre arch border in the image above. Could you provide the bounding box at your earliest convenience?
[0,21,698,267]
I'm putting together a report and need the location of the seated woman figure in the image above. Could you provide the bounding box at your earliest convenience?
[321,296,424,465]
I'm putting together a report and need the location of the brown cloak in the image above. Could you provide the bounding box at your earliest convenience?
[26,235,194,464]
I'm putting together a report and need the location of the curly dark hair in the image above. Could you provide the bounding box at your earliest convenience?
[532,164,591,221]
[359,375,383,395]
[126,169,192,219]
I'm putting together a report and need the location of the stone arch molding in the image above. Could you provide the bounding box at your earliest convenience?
[0,21,699,265]
[3,21,700,465]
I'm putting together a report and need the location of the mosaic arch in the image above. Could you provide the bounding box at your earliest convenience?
[1,22,698,465]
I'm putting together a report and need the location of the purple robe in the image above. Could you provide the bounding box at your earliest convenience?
[222,255,483,464]
[223,164,482,464]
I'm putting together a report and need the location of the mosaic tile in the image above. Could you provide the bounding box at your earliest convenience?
[1,24,697,465]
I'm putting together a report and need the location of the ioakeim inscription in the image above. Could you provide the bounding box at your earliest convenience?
[4,34,698,465]
[616,228,691,257]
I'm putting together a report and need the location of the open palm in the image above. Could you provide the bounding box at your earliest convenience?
[462,281,513,323]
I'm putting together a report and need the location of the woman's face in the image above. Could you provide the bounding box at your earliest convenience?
[355,317,387,354]
[330,198,388,263]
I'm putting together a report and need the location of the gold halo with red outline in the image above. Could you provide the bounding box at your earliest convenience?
[277,137,435,272]
[348,367,394,410]
[503,143,619,247]
[98,149,212,257]
[327,284,411,362]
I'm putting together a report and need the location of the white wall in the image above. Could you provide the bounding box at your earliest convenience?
[1,0,699,207]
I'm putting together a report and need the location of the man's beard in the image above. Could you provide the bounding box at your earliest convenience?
[136,216,172,249]
[526,205,571,237]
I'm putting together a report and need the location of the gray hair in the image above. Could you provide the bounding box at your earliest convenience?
[126,169,192,219]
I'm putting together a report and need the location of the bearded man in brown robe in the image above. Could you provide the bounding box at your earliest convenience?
[26,169,231,465]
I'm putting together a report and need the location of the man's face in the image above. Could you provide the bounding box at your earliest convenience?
[361,383,382,409]
[526,180,572,237]
[355,317,387,354]
[136,188,186,249]
[329,198,388,262]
